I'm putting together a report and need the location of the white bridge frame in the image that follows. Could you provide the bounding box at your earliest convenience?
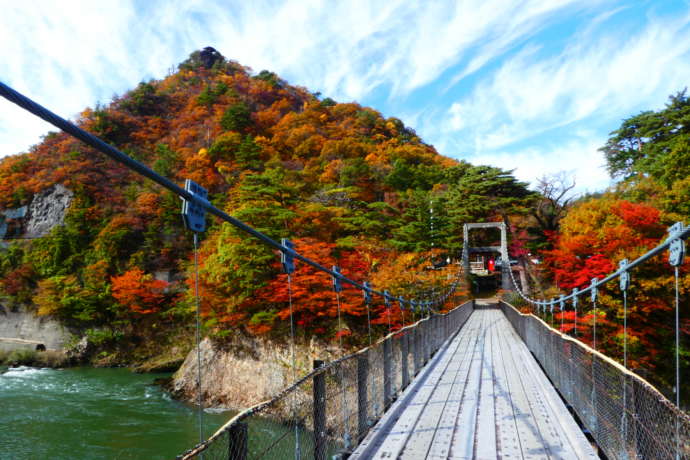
[461,222,511,291]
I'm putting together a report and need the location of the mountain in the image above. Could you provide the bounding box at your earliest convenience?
[0,48,532,364]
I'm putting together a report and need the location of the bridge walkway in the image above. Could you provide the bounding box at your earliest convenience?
[351,304,598,459]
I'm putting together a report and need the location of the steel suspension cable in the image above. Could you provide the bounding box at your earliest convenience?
[286,273,301,460]
[504,228,690,309]
[334,289,351,450]
[675,266,681,410]
[674,266,681,460]
[362,287,380,420]
[622,288,628,450]
[591,287,598,431]
[623,289,628,369]
[193,233,203,446]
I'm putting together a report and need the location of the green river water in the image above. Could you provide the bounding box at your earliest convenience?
[0,366,232,460]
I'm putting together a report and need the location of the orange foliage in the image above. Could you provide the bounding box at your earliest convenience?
[111,268,168,315]
[251,238,369,339]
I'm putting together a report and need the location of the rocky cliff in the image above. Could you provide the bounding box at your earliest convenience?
[171,336,339,410]
[24,184,74,238]
[0,184,73,239]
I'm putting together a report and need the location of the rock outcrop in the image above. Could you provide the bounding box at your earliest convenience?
[24,184,74,238]
[171,335,338,410]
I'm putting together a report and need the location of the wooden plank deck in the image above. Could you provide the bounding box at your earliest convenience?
[351,306,599,460]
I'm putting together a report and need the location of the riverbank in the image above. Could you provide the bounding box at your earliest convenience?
[0,335,186,374]
[0,348,69,368]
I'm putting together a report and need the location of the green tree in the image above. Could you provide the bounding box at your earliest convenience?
[391,190,449,252]
[236,135,263,171]
[197,82,229,106]
[253,70,281,88]
[221,102,251,132]
[334,201,401,244]
[152,143,178,177]
[444,164,533,248]
[385,159,444,191]
[119,82,166,116]
[602,90,690,185]
[232,167,300,238]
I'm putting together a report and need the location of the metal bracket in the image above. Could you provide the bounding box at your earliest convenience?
[619,259,630,291]
[560,295,565,311]
[399,296,406,311]
[591,278,598,302]
[280,238,295,274]
[332,266,342,293]
[668,222,686,267]
[181,179,208,233]
[572,287,579,309]
[363,281,372,304]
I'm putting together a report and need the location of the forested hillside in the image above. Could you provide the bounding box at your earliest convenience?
[0,48,533,363]
[538,91,690,401]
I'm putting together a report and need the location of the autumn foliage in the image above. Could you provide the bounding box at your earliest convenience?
[542,196,684,390]
[111,268,169,315]
[0,48,493,350]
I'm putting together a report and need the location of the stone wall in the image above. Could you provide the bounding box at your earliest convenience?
[0,304,71,350]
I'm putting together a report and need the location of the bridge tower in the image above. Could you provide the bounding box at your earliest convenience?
[462,222,512,291]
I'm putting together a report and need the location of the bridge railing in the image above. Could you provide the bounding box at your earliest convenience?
[500,300,690,460]
[177,300,474,460]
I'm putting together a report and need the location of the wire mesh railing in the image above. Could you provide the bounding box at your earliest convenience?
[175,300,474,460]
[501,300,690,460]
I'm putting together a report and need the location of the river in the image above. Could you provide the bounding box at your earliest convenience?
[0,366,232,459]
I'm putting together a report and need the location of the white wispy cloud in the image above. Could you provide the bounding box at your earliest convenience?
[470,135,612,193]
[1,0,688,196]
[0,0,595,157]
[442,9,690,153]
[430,7,690,192]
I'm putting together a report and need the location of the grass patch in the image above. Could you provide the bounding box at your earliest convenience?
[0,348,69,367]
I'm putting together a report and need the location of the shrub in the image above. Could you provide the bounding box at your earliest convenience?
[501,290,527,308]
[5,349,37,366]
[220,102,251,132]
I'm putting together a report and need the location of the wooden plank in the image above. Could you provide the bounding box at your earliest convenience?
[471,310,499,460]
[444,308,487,459]
[489,309,525,459]
[369,313,476,459]
[501,317,572,459]
[511,329,598,459]
[426,314,486,460]
[495,313,551,459]
[428,310,485,458]
[351,307,598,460]
[349,316,473,459]
[399,313,481,459]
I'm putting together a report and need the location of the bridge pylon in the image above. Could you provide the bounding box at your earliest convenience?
[462,222,512,291]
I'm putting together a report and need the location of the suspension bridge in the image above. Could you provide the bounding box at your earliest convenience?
[1,81,689,460]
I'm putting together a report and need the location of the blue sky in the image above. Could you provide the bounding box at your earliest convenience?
[1,0,689,194]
